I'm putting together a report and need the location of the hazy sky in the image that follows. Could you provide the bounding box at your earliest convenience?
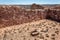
[0,0,60,4]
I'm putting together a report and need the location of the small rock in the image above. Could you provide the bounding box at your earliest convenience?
[31,30,39,36]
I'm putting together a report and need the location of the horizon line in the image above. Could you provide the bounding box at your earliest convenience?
[0,3,60,5]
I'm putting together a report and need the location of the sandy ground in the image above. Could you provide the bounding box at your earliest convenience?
[0,19,60,40]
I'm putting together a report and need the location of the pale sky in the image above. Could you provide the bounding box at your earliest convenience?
[0,0,60,4]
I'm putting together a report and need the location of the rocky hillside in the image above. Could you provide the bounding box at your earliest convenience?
[0,5,47,28]
[0,4,60,27]
[0,19,60,40]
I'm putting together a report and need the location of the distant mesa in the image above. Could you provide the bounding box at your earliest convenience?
[31,3,44,9]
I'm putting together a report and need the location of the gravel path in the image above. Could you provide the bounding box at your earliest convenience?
[0,19,60,40]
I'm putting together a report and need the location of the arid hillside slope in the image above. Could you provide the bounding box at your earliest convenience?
[0,19,60,40]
